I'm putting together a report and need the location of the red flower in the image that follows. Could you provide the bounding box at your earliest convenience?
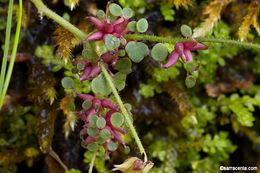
[163,39,208,68]
[77,93,125,151]
[86,5,129,41]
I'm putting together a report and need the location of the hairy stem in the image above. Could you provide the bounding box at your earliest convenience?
[30,0,87,40]
[88,152,97,173]
[124,34,260,50]
[100,63,148,162]
[0,0,14,105]
[0,0,22,109]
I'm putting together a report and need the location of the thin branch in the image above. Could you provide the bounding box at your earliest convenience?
[88,152,97,173]
[100,63,148,162]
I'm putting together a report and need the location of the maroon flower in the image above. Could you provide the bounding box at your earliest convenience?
[163,39,208,68]
[77,93,125,151]
[79,61,101,81]
[86,5,129,41]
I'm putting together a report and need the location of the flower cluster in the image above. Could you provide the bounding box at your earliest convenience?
[163,39,208,68]
[86,16,128,41]
[77,93,126,153]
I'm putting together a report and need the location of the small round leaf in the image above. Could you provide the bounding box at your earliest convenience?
[124,146,130,154]
[115,58,132,74]
[184,61,197,72]
[113,72,127,91]
[105,34,121,51]
[109,3,122,17]
[87,142,99,152]
[181,24,192,37]
[89,115,98,127]
[136,18,148,33]
[151,43,168,61]
[87,127,99,137]
[192,70,199,78]
[118,49,126,57]
[97,10,105,19]
[77,63,85,71]
[185,75,196,88]
[91,74,111,96]
[110,112,124,127]
[100,129,111,139]
[122,7,134,19]
[82,100,92,109]
[127,21,137,32]
[96,117,106,129]
[125,41,149,63]
[107,141,118,151]
[61,77,75,89]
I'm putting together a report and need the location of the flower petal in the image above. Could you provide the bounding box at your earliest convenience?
[89,64,101,79]
[175,42,184,55]
[183,49,193,62]
[76,93,94,101]
[113,18,128,35]
[162,51,179,68]
[86,16,104,30]
[80,66,92,81]
[101,99,119,111]
[86,31,104,41]
[190,42,208,51]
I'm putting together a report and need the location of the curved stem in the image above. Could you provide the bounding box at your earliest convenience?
[88,152,97,173]
[0,0,22,109]
[30,0,87,40]
[0,0,14,104]
[124,34,260,50]
[100,63,148,162]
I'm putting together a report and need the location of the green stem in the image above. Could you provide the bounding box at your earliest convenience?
[0,0,22,109]
[100,63,148,162]
[88,152,97,173]
[124,34,260,50]
[0,0,14,101]
[30,0,87,40]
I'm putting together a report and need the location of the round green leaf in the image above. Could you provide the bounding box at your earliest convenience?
[118,49,126,57]
[124,146,130,154]
[181,24,192,37]
[89,115,98,127]
[100,129,111,139]
[109,3,122,17]
[87,127,99,137]
[77,63,85,71]
[61,77,75,89]
[136,18,148,33]
[87,142,99,152]
[124,103,132,112]
[122,7,134,19]
[127,21,137,32]
[82,100,92,110]
[105,34,121,51]
[184,61,197,72]
[97,10,105,19]
[185,75,196,88]
[113,72,127,91]
[120,38,127,45]
[82,43,99,63]
[96,117,106,129]
[115,58,132,74]
[125,41,149,63]
[151,43,168,61]
[110,112,124,127]
[192,70,199,78]
[107,141,118,151]
[91,74,111,96]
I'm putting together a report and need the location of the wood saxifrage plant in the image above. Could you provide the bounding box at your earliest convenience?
[29,0,260,172]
